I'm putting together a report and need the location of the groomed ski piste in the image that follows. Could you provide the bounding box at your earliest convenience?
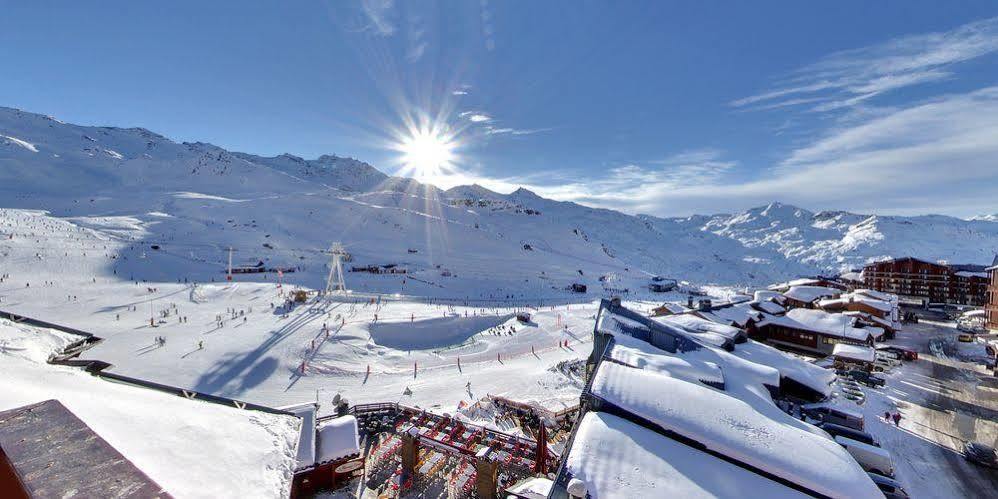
[0,208,624,424]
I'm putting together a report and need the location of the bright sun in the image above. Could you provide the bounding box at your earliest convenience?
[399,129,455,176]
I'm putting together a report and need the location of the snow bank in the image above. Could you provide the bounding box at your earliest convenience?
[0,318,79,363]
[0,321,301,499]
[564,412,808,498]
[589,362,880,499]
[1,134,38,152]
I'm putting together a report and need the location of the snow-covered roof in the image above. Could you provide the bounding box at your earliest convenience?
[653,302,689,314]
[832,343,876,363]
[754,300,786,315]
[769,278,823,291]
[843,311,894,331]
[278,401,318,469]
[838,271,863,282]
[588,362,879,499]
[316,415,360,463]
[658,313,744,343]
[696,302,764,328]
[726,340,835,398]
[761,309,877,342]
[563,412,809,499]
[601,307,782,409]
[818,294,893,313]
[596,307,705,354]
[852,289,894,302]
[607,330,725,387]
[802,402,864,420]
[505,476,553,498]
[783,285,841,303]
[0,319,301,498]
[754,290,784,303]
[955,270,988,279]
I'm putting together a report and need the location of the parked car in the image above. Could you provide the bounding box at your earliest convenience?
[876,350,902,361]
[963,442,998,468]
[846,370,886,388]
[876,346,917,361]
[867,472,910,499]
[818,422,879,447]
[836,436,894,476]
[875,356,901,369]
[802,403,865,431]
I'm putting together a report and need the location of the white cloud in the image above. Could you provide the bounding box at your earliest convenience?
[456,110,550,136]
[484,126,551,136]
[734,17,998,113]
[460,112,492,123]
[361,0,397,36]
[558,88,998,216]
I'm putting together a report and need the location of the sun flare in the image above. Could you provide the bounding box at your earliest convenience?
[399,129,455,177]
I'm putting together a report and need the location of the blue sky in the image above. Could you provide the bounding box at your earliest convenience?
[2,1,998,217]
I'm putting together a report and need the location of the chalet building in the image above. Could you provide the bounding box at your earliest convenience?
[863,257,989,307]
[816,290,900,337]
[987,256,998,331]
[549,300,880,499]
[748,308,882,357]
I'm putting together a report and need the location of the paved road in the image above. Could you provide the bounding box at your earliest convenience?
[894,322,998,498]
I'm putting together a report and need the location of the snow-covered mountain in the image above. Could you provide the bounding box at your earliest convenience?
[2,106,996,296]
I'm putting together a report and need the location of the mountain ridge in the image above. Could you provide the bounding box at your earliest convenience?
[2,105,996,295]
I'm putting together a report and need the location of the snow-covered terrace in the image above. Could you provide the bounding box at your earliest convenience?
[0,319,301,498]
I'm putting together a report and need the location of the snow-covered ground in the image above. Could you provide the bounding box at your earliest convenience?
[4,105,998,498]
[0,208,614,423]
[0,318,301,498]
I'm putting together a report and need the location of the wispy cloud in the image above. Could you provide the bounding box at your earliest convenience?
[361,0,397,36]
[484,126,552,136]
[733,17,998,113]
[457,109,551,136]
[525,88,998,217]
[459,111,492,123]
